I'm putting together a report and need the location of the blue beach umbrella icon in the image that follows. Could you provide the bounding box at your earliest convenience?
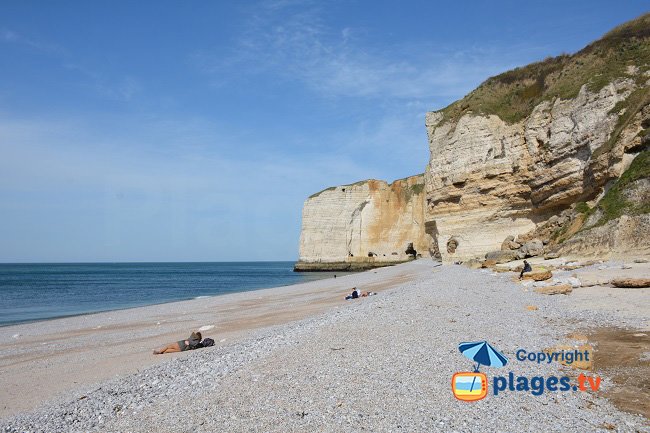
[459,341,509,372]
[458,341,508,393]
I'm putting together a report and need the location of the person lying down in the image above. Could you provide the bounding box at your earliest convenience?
[345,287,377,300]
[153,331,214,354]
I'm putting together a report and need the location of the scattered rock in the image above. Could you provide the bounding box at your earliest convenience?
[525,305,538,311]
[463,259,483,269]
[492,266,512,273]
[578,275,611,287]
[611,278,650,288]
[198,325,215,332]
[500,235,521,251]
[634,258,649,263]
[566,277,582,288]
[535,284,572,295]
[482,259,497,268]
[522,269,553,281]
[517,239,544,259]
[567,333,589,341]
[485,250,518,264]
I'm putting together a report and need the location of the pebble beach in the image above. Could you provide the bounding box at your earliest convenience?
[1,259,649,432]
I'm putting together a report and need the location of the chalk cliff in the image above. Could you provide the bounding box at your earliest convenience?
[424,79,647,261]
[295,175,432,271]
[297,14,650,268]
[424,13,650,262]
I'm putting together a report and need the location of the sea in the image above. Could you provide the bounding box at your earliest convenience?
[0,262,339,327]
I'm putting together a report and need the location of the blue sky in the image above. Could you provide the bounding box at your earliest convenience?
[1,1,647,262]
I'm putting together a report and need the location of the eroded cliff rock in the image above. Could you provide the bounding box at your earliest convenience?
[295,175,432,271]
[424,14,650,262]
[297,14,650,268]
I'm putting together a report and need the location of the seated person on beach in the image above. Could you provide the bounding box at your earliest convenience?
[345,287,360,300]
[153,331,202,355]
[519,260,532,279]
[345,288,376,300]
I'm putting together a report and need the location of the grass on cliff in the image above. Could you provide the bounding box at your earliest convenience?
[587,149,650,227]
[308,186,336,199]
[438,13,650,125]
[403,183,425,203]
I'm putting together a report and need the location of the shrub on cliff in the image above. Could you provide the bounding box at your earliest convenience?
[438,13,650,125]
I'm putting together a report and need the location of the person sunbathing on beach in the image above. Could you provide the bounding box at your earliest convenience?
[153,331,202,354]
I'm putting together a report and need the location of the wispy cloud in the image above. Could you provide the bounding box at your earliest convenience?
[63,63,141,102]
[1,27,66,55]
[191,0,537,103]
[2,28,141,102]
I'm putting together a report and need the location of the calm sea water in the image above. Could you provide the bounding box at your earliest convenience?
[0,262,339,327]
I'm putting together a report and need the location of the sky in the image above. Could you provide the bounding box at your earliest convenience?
[1,1,647,262]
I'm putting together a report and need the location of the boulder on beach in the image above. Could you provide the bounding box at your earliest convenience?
[463,258,483,269]
[517,239,544,259]
[485,250,518,264]
[501,235,521,251]
[535,284,572,295]
[522,268,553,281]
[611,278,650,288]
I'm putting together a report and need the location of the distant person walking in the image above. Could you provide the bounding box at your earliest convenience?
[519,260,532,279]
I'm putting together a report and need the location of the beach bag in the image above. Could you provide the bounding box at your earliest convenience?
[201,338,215,347]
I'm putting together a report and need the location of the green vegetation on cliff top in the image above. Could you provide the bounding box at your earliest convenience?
[308,176,425,199]
[438,13,650,125]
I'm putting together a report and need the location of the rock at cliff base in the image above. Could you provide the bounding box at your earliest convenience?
[522,269,553,281]
[500,235,522,251]
[482,259,497,268]
[492,266,513,273]
[463,259,483,269]
[535,284,572,295]
[611,278,650,288]
[517,239,544,259]
[485,250,518,264]
[544,252,561,260]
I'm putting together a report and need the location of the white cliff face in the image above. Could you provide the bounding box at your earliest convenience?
[297,175,431,268]
[425,80,638,262]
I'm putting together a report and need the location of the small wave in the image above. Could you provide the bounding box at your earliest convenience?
[194,296,210,299]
